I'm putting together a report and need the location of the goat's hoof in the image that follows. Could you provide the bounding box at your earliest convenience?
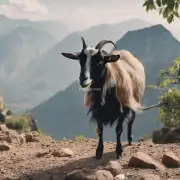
[95,155,102,159]
[128,142,132,146]
[95,151,103,159]
[116,155,122,159]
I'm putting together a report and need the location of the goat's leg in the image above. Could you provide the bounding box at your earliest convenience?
[96,122,104,159]
[116,119,124,159]
[127,110,135,145]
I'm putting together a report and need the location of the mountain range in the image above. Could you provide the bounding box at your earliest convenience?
[0,17,152,111]
[29,24,180,141]
[0,15,71,40]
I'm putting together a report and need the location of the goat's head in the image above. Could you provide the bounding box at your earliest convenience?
[61,37,120,88]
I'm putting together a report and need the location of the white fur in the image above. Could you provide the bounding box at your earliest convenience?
[82,46,99,85]
[84,46,99,56]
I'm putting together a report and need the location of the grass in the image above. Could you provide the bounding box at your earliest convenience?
[74,134,86,141]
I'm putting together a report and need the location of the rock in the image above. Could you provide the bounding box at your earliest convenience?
[19,134,25,144]
[0,124,9,132]
[105,160,122,176]
[128,152,165,171]
[164,128,180,143]
[138,137,145,142]
[0,142,11,151]
[95,170,113,180]
[152,130,164,143]
[61,148,74,157]
[25,133,39,142]
[52,148,74,157]
[0,113,6,123]
[65,169,113,180]
[114,174,127,180]
[36,151,49,158]
[162,152,180,167]
[138,173,160,180]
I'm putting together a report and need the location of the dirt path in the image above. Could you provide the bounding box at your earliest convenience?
[0,137,180,180]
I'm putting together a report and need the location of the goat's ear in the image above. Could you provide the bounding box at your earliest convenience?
[104,54,120,63]
[61,52,80,60]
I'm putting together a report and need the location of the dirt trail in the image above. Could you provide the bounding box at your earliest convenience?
[0,134,180,180]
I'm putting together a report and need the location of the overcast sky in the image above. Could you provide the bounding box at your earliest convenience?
[0,0,179,35]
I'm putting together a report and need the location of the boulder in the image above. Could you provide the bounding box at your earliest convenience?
[162,151,180,167]
[128,152,165,171]
[0,142,11,151]
[152,130,164,143]
[164,128,180,143]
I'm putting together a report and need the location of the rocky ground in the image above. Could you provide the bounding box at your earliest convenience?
[0,124,180,180]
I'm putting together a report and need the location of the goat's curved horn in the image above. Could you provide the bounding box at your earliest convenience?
[95,40,117,50]
[81,37,87,49]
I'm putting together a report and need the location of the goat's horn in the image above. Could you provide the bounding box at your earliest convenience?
[81,37,87,49]
[95,40,117,50]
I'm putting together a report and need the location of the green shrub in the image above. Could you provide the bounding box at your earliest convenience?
[5,115,30,131]
[74,134,86,141]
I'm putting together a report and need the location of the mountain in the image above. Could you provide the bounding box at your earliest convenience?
[29,24,180,141]
[18,19,152,110]
[0,15,71,40]
[0,26,56,111]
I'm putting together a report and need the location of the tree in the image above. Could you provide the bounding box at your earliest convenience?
[143,0,180,23]
[141,1,180,128]
[157,58,180,127]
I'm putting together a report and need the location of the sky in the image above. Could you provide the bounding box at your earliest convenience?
[0,0,179,36]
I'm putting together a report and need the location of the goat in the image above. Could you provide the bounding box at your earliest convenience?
[61,37,145,159]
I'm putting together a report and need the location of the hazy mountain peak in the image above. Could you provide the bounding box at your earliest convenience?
[125,24,175,39]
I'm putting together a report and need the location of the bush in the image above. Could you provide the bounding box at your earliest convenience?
[159,88,180,127]
[5,115,30,131]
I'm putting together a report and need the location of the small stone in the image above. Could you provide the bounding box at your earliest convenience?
[114,174,127,180]
[95,170,113,180]
[52,148,74,157]
[0,142,11,151]
[25,134,39,142]
[60,148,74,157]
[0,124,9,132]
[162,152,180,167]
[139,173,160,180]
[105,160,122,176]
[36,151,49,158]
[138,137,145,142]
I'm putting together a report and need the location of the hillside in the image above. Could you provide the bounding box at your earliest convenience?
[29,24,180,141]
[18,19,151,110]
[0,125,180,180]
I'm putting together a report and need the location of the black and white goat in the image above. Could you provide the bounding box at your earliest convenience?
[61,37,145,159]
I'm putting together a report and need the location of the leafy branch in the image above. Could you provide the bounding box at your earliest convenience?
[143,0,180,23]
[144,58,180,127]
